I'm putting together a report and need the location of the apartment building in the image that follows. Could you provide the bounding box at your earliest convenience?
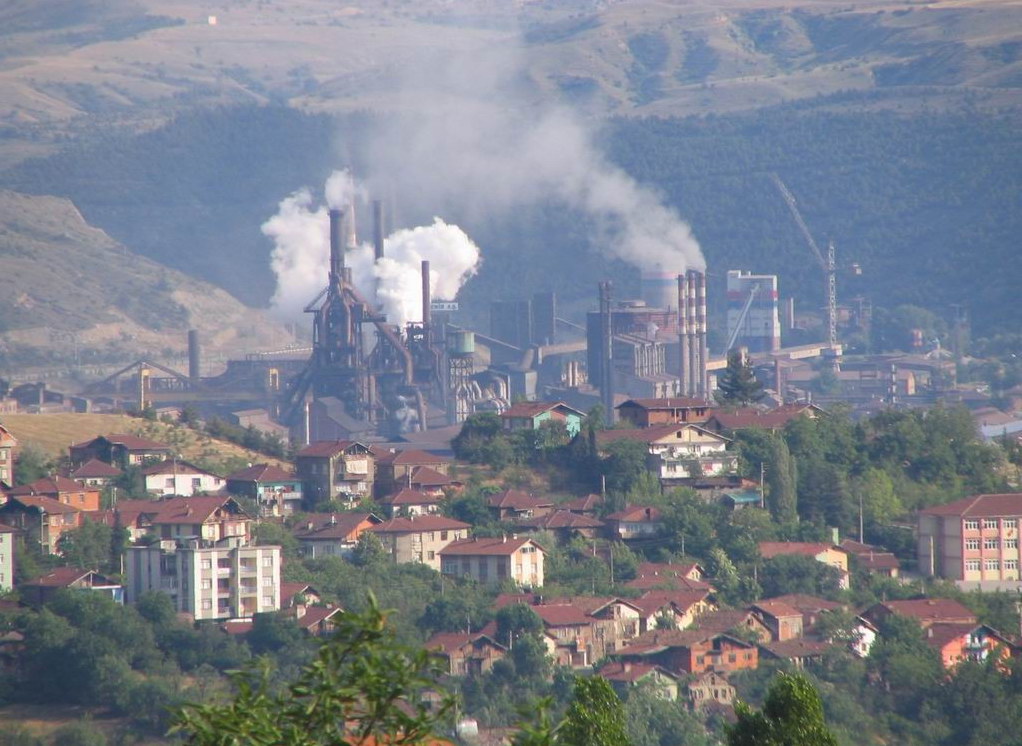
[295,441,375,505]
[918,493,1022,584]
[368,515,470,571]
[126,536,281,621]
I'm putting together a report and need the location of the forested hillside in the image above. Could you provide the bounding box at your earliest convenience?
[2,97,1018,338]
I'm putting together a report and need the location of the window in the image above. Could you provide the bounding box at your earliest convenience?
[1006,538,1018,550]
[165,477,175,489]
[984,559,1000,571]
[192,477,202,491]
[201,559,212,570]
[965,560,981,572]
[728,654,737,663]
[697,656,705,665]
[965,539,980,550]
[201,599,212,611]
[263,595,274,607]
[201,579,211,590]
[1005,519,1018,529]
[263,556,273,567]
[983,519,998,530]
[441,531,448,541]
[984,538,999,550]
[262,576,273,587]
[964,519,980,531]
[1005,560,1019,571]
[427,551,435,560]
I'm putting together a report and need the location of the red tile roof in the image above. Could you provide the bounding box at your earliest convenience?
[294,513,380,540]
[766,594,842,614]
[874,599,977,625]
[295,440,368,458]
[617,398,709,410]
[297,606,342,631]
[532,604,594,627]
[759,639,832,660]
[634,562,703,580]
[69,459,122,479]
[605,505,663,522]
[596,424,713,446]
[439,537,543,556]
[380,489,442,507]
[708,408,812,431]
[750,599,803,619]
[598,660,675,683]
[141,459,221,477]
[408,466,455,487]
[919,493,1022,518]
[632,590,710,616]
[22,567,111,588]
[500,401,584,419]
[145,496,245,525]
[487,489,553,510]
[226,463,296,482]
[368,515,471,534]
[516,510,604,531]
[561,494,604,513]
[71,433,170,450]
[9,476,94,496]
[626,575,714,592]
[425,631,505,655]
[375,449,451,466]
[281,582,317,606]
[5,495,82,514]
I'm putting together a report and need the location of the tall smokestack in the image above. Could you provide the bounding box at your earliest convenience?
[686,271,698,398]
[372,199,385,262]
[697,271,709,399]
[346,202,357,250]
[678,275,689,397]
[599,281,614,425]
[187,329,200,381]
[328,208,344,286]
[421,260,432,332]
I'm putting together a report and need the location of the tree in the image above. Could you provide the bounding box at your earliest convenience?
[601,440,651,497]
[13,444,51,486]
[759,555,842,599]
[173,594,454,745]
[764,436,798,525]
[57,521,114,574]
[496,603,543,647]
[558,677,631,746]
[727,672,838,746]
[715,351,765,407]
[350,531,388,568]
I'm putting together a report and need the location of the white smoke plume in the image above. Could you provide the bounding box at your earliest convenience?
[264,173,480,327]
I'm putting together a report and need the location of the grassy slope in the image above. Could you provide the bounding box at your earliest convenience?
[1,412,287,469]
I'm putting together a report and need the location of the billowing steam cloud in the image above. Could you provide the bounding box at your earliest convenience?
[264,173,480,327]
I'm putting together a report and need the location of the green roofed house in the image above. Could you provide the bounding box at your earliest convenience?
[499,401,586,437]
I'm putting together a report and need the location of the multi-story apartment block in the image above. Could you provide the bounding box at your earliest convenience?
[368,515,470,571]
[126,537,281,621]
[918,493,1022,584]
[0,423,16,487]
[295,441,375,506]
[440,537,545,588]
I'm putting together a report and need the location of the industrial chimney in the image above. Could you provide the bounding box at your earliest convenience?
[187,329,200,381]
[328,208,344,287]
[697,271,709,399]
[372,199,385,262]
[421,260,432,334]
[677,275,689,397]
[686,271,698,398]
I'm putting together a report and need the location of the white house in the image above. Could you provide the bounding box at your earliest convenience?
[597,424,738,485]
[142,459,225,497]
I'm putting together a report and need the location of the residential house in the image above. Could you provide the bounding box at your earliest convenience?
[767,594,843,635]
[923,622,1014,669]
[440,537,545,588]
[599,661,680,700]
[758,639,832,669]
[406,466,461,497]
[687,671,735,710]
[280,582,323,611]
[89,501,155,543]
[626,562,713,592]
[372,449,450,498]
[758,542,851,589]
[69,433,171,468]
[379,488,442,518]
[225,464,303,517]
[850,616,879,658]
[293,513,382,558]
[632,590,715,632]
[613,629,759,676]
[142,460,225,497]
[840,538,901,578]
[487,489,554,521]
[294,605,343,637]
[703,403,824,434]
[7,476,100,512]
[0,496,83,554]
[139,495,252,544]
[917,492,1022,584]
[499,401,586,437]
[749,600,804,641]
[68,459,122,489]
[19,567,123,607]
[0,424,16,487]
[596,425,738,487]
[861,598,977,630]
[695,608,773,644]
[369,515,471,571]
[561,494,604,517]
[0,525,14,592]
[615,398,713,428]
[515,510,604,542]
[529,603,599,667]
[126,536,281,621]
[295,441,375,505]
[426,632,507,676]
[604,506,663,541]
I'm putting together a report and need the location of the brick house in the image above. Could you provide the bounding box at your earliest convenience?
[917,492,1022,583]
[614,629,759,676]
[615,398,714,428]
[0,495,83,554]
[487,489,554,521]
[293,513,382,558]
[426,632,507,676]
[295,441,375,506]
[368,515,471,571]
[440,537,545,588]
[89,501,155,543]
[840,538,901,578]
[767,594,843,634]
[372,449,451,498]
[632,590,716,632]
[7,476,101,512]
[69,434,171,468]
[749,600,805,641]
[923,622,1014,669]
[225,464,303,517]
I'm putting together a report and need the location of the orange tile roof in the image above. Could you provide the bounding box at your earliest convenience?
[9,476,93,495]
[920,493,1022,518]
[439,537,542,556]
[758,542,844,559]
[368,515,470,534]
[5,495,82,514]
[226,463,297,482]
[69,459,122,479]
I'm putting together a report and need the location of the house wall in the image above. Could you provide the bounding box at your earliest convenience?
[0,531,13,591]
[378,527,469,570]
[146,473,224,497]
[440,544,545,587]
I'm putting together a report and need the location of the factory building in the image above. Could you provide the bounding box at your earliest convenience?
[726,270,781,353]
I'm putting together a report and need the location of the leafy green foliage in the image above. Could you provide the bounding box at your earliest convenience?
[716,351,765,406]
[558,677,631,746]
[728,672,838,746]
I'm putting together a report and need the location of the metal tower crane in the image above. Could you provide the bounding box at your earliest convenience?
[771,174,838,354]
